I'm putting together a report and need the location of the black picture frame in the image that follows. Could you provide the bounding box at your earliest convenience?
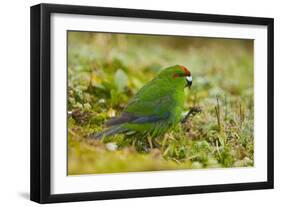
[30,3,274,204]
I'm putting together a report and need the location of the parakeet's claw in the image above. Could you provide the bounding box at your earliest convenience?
[190,106,202,115]
[181,106,202,123]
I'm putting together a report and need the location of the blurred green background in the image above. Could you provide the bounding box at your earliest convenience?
[67,31,254,175]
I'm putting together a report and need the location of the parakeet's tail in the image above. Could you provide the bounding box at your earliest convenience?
[89,125,127,139]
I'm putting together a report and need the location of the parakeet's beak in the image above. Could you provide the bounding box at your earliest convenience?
[186,76,192,88]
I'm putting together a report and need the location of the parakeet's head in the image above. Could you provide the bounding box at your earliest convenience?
[159,65,192,88]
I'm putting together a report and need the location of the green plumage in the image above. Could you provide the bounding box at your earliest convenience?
[91,65,191,139]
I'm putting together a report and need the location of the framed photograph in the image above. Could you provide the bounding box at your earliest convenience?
[30,3,274,203]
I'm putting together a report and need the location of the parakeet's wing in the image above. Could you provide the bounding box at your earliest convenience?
[106,77,176,126]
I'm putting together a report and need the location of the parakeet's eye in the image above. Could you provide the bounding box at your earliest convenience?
[179,65,191,76]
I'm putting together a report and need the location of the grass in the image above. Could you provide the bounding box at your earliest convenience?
[67,32,254,175]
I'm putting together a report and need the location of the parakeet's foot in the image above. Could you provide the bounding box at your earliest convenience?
[181,106,202,123]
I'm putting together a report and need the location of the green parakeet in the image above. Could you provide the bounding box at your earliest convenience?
[90,65,192,139]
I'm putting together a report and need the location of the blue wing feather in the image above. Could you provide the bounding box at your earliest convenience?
[105,111,170,126]
[132,112,170,124]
